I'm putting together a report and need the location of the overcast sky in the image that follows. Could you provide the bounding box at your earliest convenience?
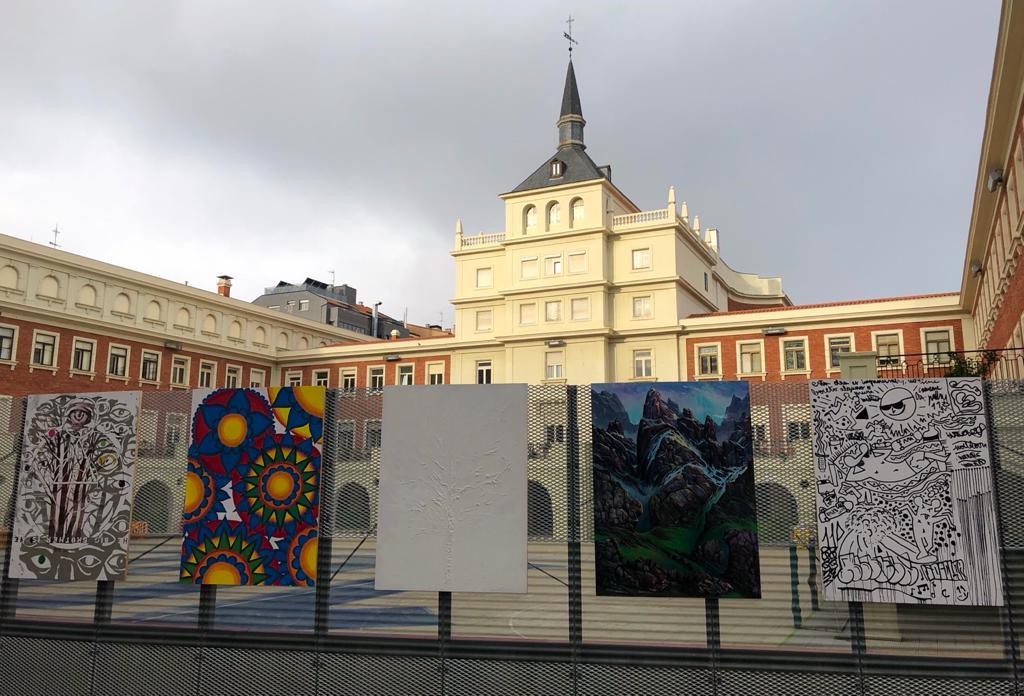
[0,1,1001,326]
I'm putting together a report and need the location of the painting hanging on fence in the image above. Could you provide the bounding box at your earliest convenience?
[810,378,1004,606]
[179,387,324,586]
[9,391,141,581]
[591,382,761,597]
[375,385,528,593]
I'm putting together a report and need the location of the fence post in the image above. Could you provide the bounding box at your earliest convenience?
[566,385,582,695]
[848,601,866,694]
[0,397,27,626]
[438,591,451,695]
[705,597,721,695]
[314,390,336,639]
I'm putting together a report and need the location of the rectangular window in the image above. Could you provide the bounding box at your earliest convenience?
[313,369,330,387]
[397,364,414,385]
[570,297,590,321]
[632,248,651,270]
[925,329,952,364]
[199,361,216,388]
[340,368,357,392]
[698,345,719,376]
[520,257,539,279]
[335,420,355,460]
[427,363,444,385]
[366,420,382,449]
[783,339,807,371]
[546,424,565,444]
[875,333,901,366]
[828,336,852,369]
[299,299,310,312]
[0,326,14,361]
[545,351,564,380]
[632,295,652,319]
[32,332,57,367]
[476,267,493,288]
[171,357,188,385]
[475,310,492,332]
[567,251,587,274]
[545,301,562,322]
[520,303,537,325]
[476,360,492,385]
[249,368,266,388]
[544,255,562,276]
[704,273,709,291]
[140,351,160,382]
[787,421,811,441]
[165,412,186,452]
[369,366,385,392]
[285,371,302,387]
[225,365,241,388]
[108,345,129,377]
[72,339,95,372]
[739,342,762,374]
[633,350,653,378]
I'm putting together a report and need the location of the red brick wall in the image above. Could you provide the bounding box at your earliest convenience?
[279,355,451,387]
[985,255,1024,349]
[684,319,966,381]
[0,317,273,396]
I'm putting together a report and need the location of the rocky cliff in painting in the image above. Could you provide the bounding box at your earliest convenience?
[591,383,760,597]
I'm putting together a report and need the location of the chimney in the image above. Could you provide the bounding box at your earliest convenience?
[390,329,400,341]
[217,275,233,297]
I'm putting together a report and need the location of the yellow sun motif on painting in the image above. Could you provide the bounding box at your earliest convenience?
[217,412,248,447]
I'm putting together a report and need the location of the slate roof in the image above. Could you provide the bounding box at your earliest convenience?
[510,146,607,193]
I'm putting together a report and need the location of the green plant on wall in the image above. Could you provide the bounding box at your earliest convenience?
[944,350,1000,377]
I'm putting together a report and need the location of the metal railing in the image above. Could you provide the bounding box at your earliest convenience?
[876,346,1024,379]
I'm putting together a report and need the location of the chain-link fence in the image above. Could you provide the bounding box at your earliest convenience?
[0,383,1020,694]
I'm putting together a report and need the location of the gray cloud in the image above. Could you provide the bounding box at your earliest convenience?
[0,1,1000,324]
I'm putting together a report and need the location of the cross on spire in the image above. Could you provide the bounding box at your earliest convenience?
[563,15,578,58]
[49,224,61,249]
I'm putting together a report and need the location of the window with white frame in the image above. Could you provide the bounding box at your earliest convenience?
[521,257,539,279]
[924,329,953,364]
[875,333,901,366]
[397,364,414,385]
[72,338,95,372]
[340,368,357,392]
[475,310,492,332]
[165,412,186,452]
[32,331,57,367]
[783,339,807,372]
[545,300,562,322]
[544,255,562,276]
[548,202,561,226]
[476,360,492,384]
[632,248,651,270]
[171,357,189,386]
[567,251,587,274]
[199,361,216,388]
[225,365,241,388]
[570,297,590,321]
[0,326,14,361]
[335,420,355,459]
[108,345,129,377]
[313,369,330,387]
[476,267,493,288]
[140,350,160,382]
[633,349,653,378]
[427,363,444,385]
[520,303,537,325]
[299,299,310,312]
[827,336,853,369]
[524,205,537,230]
[738,342,762,374]
[632,295,652,319]
[249,368,266,388]
[787,421,811,441]
[571,198,584,224]
[697,345,719,376]
[369,366,385,392]
[285,371,302,387]
[365,420,382,449]
[551,161,564,178]
[545,351,564,380]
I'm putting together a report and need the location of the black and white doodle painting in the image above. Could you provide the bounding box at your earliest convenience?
[810,379,1004,606]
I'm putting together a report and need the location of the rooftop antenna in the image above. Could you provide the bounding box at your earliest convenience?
[49,224,61,249]
[328,270,336,287]
[564,15,578,59]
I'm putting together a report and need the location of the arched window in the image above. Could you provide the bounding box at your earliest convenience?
[38,274,60,298]
[298,336,310,350]
[523,205,537,234]
[175,307,191,327]
[228,320,243,339]
[546,201,560,230]
[77,284,97,307]
[278,332,290,349]
[133,480,173,534]
[755,482,800,544]
[254,326,267,345]
[0,265,18,289]
[144,300,162,321]
[112,292,131,314]
[570,197,584,226]
[528,481,554,537]
[202,314,217,334]
[336,483,371,530]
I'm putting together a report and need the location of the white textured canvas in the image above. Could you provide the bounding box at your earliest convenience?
[375,384,528,593]
[810,378,1003,606]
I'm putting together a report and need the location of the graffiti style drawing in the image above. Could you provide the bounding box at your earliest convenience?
[591,382,760,598]
[810,378,1004,605]
[10,391,140,581]
[179,387,323,586]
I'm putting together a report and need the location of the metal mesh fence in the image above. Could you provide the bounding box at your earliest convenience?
[0,383,1018,694]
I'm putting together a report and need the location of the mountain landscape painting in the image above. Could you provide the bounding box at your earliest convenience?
[591,382,761,598]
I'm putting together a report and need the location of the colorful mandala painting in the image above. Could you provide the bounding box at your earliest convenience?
[179,387,323,586]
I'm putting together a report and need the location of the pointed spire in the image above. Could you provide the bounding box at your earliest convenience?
[668,186,676,207]
[557,61,586,150]
[455,217,463,235]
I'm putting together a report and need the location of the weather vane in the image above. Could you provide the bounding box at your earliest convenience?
[49,224,61,249]
[564,15,578,58]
